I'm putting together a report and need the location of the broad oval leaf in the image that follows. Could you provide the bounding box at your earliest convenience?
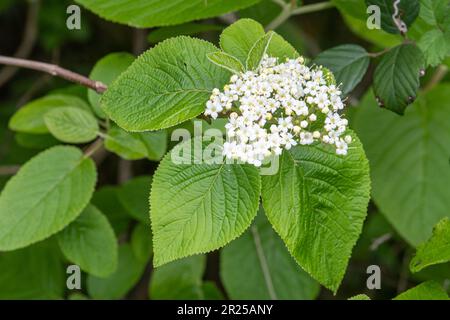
[44,107,99,143]
[419,0,449,26]
[394,281,449,300]
[313,44,370,95]
[220,19,298,65]
[131,223,153,262]
[57,204,118,278]
[150,137,261,267]
[0,240,65,299]
[118,175,152,224]
[91,186,131,236]
[410,218,450,273]
[0,146,97,250]
[261,131,371,292]
[87,244,146,299]
[220,19,265,65]
[76,0,261,28]
[105,125,167,161]
[221,212,320,300]
[353,86,450,246]
[9,94,91,134]
[418,29,450,67]
[246,31,274,71]
[207,51,245,74]
[15,132,59,150]
[149,255,206,300]
[88,52,135,118]
[101,36,230,131]
[373,43,425,114]
[266,32,299,61]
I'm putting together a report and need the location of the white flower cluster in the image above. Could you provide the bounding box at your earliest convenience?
[205,55,352,167]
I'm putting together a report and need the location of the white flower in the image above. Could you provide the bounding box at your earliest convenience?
[205,100,223,119]
[300,131,314,145]
[203,54,351,166]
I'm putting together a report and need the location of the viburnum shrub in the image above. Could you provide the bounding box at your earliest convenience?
[0,0,449,301]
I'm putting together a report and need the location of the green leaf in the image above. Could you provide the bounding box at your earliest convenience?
[220,19,266,65]
[87,244,147,299]
[366,0,420,34]
[348,294,371,300]
[149,255,206,300]
[419,0,450,26]
[105,125,167,161]
[266,32,300,61]
[0,240,64,299]
[75,0,261,28]
[261,131,371,292]
[68,292,89,300]
[150,137,261,267]
[341,12,402,48]
[207,51,245,74]
[9,94,91,134]
[331,0,367,20]
[202,281,225,300]
[373,44,425,115]
[313,44,370,95]
[91,186,131,235]
[246,31,274,71]
[410,218,450,273]
[57,204,118,278]
[332,0,404,47]
[239,0,283,26]
[148,23,223,44]
[394,281,449,300]
[88,52,135,118]
[418,29,450,67]
[44,107,99,143]
[221,212,320,300]
[102,36,229,131]
[15,132,60,150]
[131,223,153,262]
[0,146,97,251]
[118,176,152,224]
[353,86,450,246]
[0,0,14,12]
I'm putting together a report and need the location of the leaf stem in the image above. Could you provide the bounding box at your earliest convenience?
[368,47,391,58]
[251,225,278,300]
[0,55,108,93]
[266,1,335,31]
[84,138,104,158]
[291,1,335,15]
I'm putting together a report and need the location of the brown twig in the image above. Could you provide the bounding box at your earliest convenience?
[132,29,148,55]
[370,233,392,251]
[0,56,108,93]
[266,1,335,31]
[118,159,133,184]
[368,47,391,58]
[423,65,449,93]
[83,138,104,158]
[16,49,61,108]
[0,0,40,88]
[0,165,20,176]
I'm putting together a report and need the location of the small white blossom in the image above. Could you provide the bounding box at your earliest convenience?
[204,54,351,166]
